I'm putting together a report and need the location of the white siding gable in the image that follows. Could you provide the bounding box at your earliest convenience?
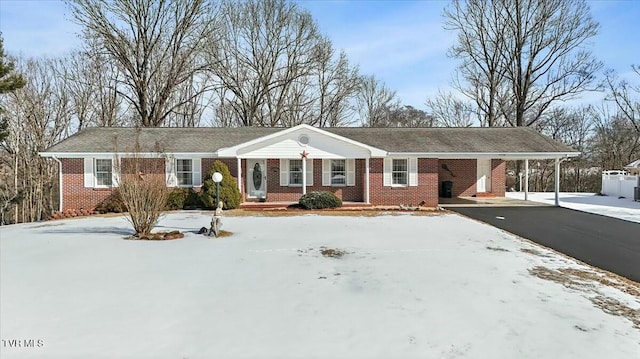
[236,128,372,159]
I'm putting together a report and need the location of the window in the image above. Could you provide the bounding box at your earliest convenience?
[280,159,313,187]
[392,159,408,185]
[95,159,113,187]
[176,159,193,186]
[289,159,303,185]
[331,159,346,185]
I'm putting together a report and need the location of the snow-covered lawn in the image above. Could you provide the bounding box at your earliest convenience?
[1,212,639,359]
[506,192,640,223]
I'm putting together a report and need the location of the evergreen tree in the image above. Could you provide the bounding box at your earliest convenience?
[200,160,242,209]
[0,36,26,142]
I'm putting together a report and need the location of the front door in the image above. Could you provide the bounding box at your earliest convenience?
[477,159,492,193]
[247,159,266,199]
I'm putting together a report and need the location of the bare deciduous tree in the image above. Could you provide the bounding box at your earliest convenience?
[604,66,640,135]
[584,66,640,174]
[1,57,70,224]
[310,40,360,127]
[356,75,400,127]
[445,0,508,127]
[425,90,476,127]
[444,0,602,127]
[60,45,125,130]
[386,105,435,128]
[534,107,597,191]
[68,0,214,127]
[207,0,323,127]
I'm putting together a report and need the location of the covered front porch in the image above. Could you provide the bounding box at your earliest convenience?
[216,125,386,205]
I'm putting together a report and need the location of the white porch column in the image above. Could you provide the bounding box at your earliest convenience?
[237,158,242,194]
[365,157,370,204]
[524,159,529,201]
[554,157,560,206]
[302,158,307,195]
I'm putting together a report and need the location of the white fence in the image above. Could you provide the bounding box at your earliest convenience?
[601,175,639,199]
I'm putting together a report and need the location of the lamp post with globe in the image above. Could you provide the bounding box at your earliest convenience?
[210,171,224,237]
[212,171,223,209]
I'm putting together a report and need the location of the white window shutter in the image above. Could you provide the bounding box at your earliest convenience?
[111,159,120,187]
[192,158,202,186]
[84,158,94,187]
[383,158,392,186]
[165,157,177,187]
[322,159,331,186]
[346,159,356,186]
[409,158,418,186]
[306,159,313,186]
[280,159,289,186]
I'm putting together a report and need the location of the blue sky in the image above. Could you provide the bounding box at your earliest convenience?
[1,0,638,110]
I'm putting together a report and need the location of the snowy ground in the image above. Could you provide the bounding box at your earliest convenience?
[1,212,639,359]
[506,191,640,223]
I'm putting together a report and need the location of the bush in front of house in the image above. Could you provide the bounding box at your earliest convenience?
[298,191,342,209]
[184,189,202,208]
[200,160,242,209]
[165,188,188,210]
[118,162,168,236]
[95,190,127,213]
[165,188,201,210]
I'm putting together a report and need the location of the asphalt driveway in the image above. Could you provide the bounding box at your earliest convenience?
[449,206,640,282]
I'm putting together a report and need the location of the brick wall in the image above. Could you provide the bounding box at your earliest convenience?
[369,158,439,207]
[260,159,365,202]
[491,159,506,196]
[120,158,164,175]
[438,159,477,197]
[61,158,114,211]
[60,156,507,210]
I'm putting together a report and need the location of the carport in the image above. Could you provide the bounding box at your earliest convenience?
[437,154,580,207]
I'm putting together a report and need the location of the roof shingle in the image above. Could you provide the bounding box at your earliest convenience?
[42,126,577,155]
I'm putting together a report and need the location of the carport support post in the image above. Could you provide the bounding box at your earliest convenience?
[365,157,370,204]
[554,158,560,206]
[524,159,529,201]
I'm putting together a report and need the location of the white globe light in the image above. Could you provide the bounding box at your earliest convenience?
[212,172,223,183]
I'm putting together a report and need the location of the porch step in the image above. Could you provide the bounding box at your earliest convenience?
[240,202,293,210]
[475,192,497,198]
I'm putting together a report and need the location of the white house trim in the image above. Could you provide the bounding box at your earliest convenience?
[386,152,580,160]
[40,152,214,159]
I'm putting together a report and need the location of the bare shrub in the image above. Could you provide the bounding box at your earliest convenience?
[114,136,168,237]
[118,166,168,236]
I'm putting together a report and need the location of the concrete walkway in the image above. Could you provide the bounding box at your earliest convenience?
[449,206,640,282]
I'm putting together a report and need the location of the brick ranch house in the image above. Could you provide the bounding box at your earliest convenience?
[40,124,579,210]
